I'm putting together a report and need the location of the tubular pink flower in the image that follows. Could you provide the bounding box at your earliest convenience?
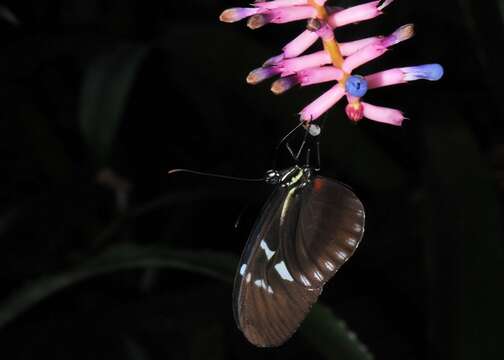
[300,84,345,121]
[342,44,387,73]
[248,6,316,29]
[362,102,404,126]
[270,6,317,23]
[366,69,406,89]
[278,51,331,75]
[340,36,383,56]
[253,0,310,9]
[366,64,444,89]
[328,1,391,28]
[298,66,343,86]
[281,30,320,59]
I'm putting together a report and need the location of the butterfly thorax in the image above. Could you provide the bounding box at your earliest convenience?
[264,166,312,188]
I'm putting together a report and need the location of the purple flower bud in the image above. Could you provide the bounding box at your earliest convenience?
[381,24,415,47]
[247,67,281,84]
[219,8,261,23]
[247,14,271,29]
[271,76,300,94]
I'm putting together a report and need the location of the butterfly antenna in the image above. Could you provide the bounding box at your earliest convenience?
[295,128,309,160]
[272,121,305,168]
[285,142,297,161]
[168,169,264,182]
[305,148,311,167]
[314,139,321,171]
[313,113,328,171]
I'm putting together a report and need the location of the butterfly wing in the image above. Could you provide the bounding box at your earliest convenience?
[233,176,365,347]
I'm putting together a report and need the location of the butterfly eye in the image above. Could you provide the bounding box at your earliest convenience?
[265,169,281,184]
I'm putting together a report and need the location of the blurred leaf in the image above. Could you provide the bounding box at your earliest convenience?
[0,244,235,329]
[500,2,504,24]
[457,0,504,117]
[122,336,151,360]
[423,116,504,359]
[0,242,373,359]
[0,5,20,26]
[0,206,22,237]
[301,304,373,360]
[79,44,149,164]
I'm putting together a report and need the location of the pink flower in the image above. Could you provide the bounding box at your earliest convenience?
[220,0,443,127]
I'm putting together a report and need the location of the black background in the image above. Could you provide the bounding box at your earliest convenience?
[0,0,503,359]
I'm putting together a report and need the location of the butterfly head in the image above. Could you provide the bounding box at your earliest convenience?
[265,166,312,188]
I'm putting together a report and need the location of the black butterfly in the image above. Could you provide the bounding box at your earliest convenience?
[233,164,365,347]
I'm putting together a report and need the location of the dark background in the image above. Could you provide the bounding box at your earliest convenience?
[0,0,503,359]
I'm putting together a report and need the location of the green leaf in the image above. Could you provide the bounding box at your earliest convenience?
[0,243,372,359]
[79,44,149,164]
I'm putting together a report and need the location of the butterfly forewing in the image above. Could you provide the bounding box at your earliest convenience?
[233,174,365,347]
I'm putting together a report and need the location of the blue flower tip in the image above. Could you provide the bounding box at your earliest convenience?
[427,64,444,81]
[345,75,368,98]
[403,64,444,82]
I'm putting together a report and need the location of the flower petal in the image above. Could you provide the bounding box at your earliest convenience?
[253,0,309,9]
[268,6,317,24]
[298,66,344,86]
[282,30,319,58]
[328,1,384,28]
[362,102,404,126]
[278,50,331,75]
[299,84,346,121]
[365,69,406,89]
[342,43,387,73]
[340,36,383,56]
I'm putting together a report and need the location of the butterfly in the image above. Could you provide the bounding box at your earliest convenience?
[233,164,365,347]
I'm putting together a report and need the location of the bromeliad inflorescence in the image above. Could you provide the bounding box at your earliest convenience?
[220,0,443,127]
